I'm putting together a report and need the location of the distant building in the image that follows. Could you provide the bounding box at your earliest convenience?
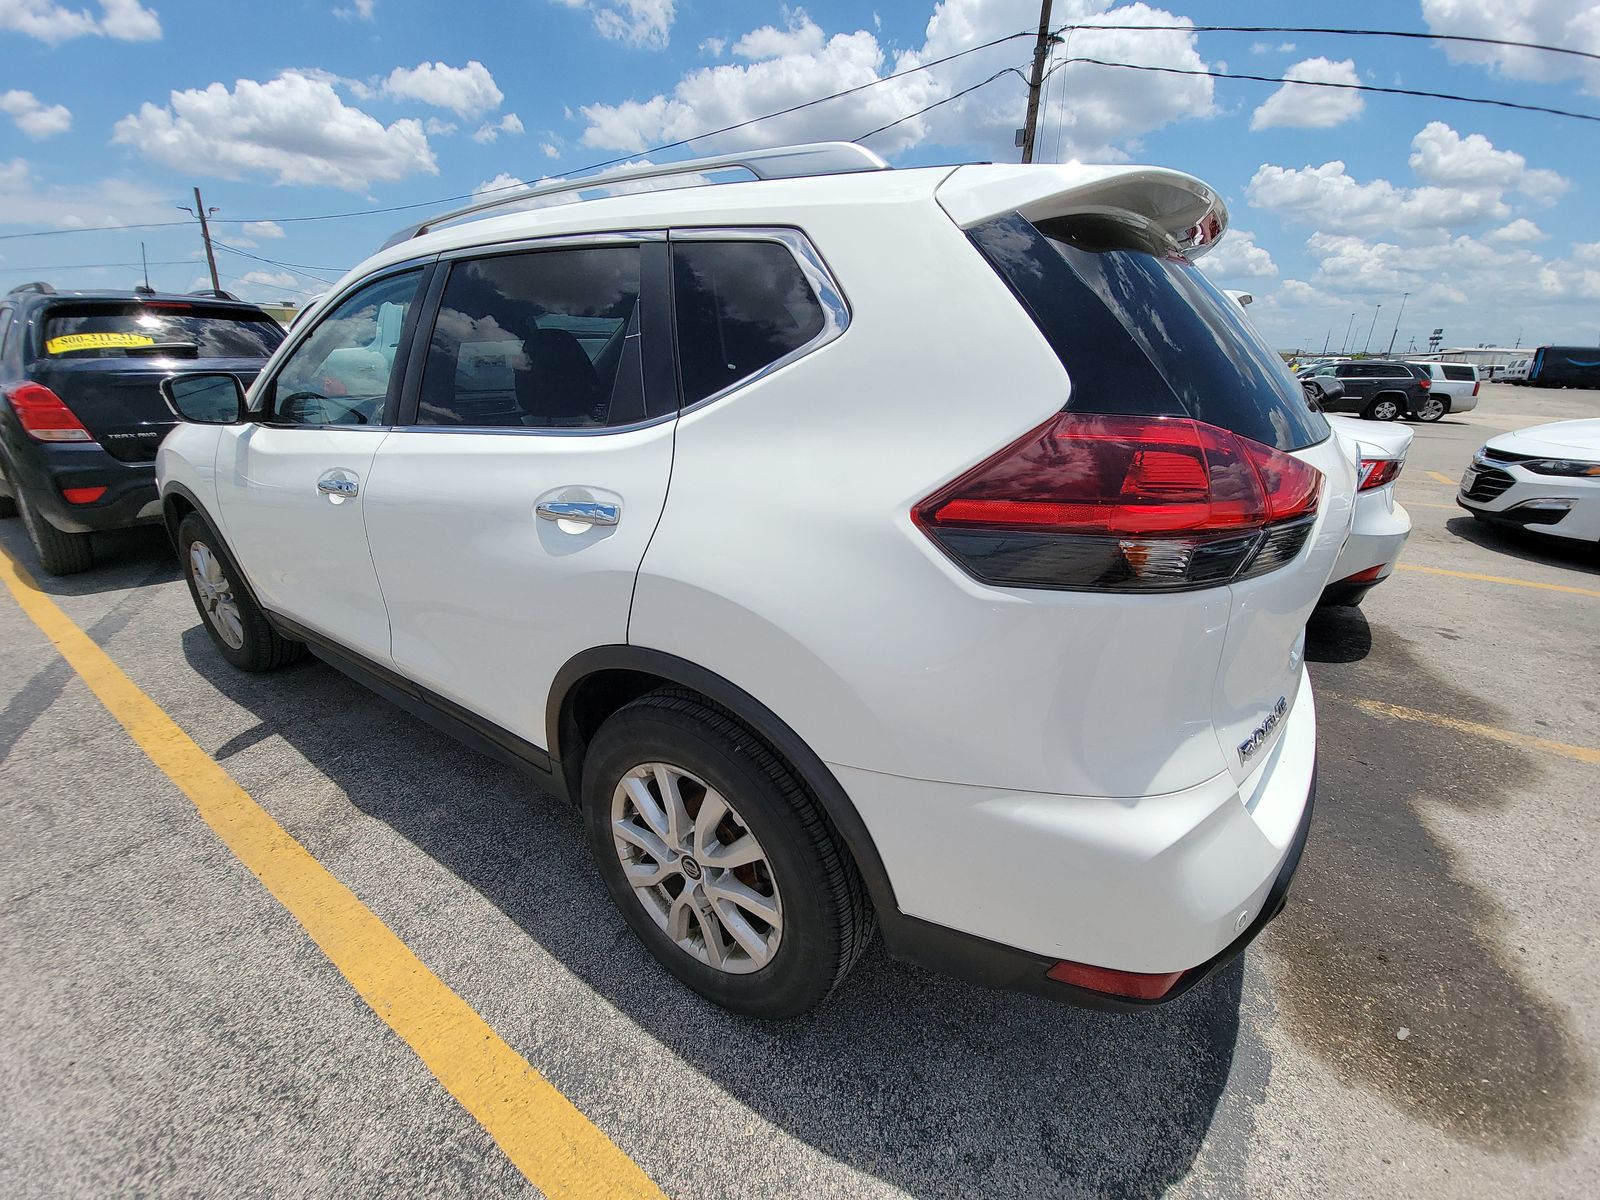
[1407,346,1523,369]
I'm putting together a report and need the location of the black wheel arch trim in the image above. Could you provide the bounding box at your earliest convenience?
[159,481,273,615]
[548,644,902,920]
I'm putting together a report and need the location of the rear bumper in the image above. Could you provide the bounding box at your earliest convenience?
[0,436,159,534]
[1322,490,1410,604]
[842,669,1319,1006]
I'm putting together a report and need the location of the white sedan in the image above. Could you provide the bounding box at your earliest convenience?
[1458,419,1600,543]
[1321,415,1413,605]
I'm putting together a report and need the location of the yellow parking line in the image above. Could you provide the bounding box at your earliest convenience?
[1425,470,1457,485]
[0,547,664,1200]
[1395,562,1600,598]
[1327,694,1600,766]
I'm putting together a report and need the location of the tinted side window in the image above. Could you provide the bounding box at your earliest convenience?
[672,240,826,406]
[418,246,643,429]
[1443,364,1474,381]
[1335,365,1356,377]
[0,307,12,363]
[269,269,422,426]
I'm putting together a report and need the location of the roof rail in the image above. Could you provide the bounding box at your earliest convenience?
[381,141,890,249]
[189,288,240,301]
[7,281,55,296]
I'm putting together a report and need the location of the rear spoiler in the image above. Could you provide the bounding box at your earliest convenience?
[934,163,1227,261]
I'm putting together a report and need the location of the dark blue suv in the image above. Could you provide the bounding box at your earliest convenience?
[0,283,283,574]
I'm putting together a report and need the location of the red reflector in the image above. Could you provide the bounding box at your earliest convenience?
[1357,458,1402,491]
[1046,959,1187,1001]
[62,486,107,504]
[1472,381,1480,396]
[5,381,94,443]
[1340,563,1387,585]
[1418,377,1432,389]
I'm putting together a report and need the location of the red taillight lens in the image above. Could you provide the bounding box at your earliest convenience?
[5,382,94,443]
[61,485,107,504]
[1356,458,1402,491]
[1339,563,1387,585]
[914,413,1322,592]
[1418,376,1432,389]
[1472,380,1480,396]
[1046,959,1187,1001]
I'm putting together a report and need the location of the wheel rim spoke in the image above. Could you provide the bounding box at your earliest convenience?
[610,758,784,976]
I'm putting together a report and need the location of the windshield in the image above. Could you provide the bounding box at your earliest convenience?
[41,304,284,360]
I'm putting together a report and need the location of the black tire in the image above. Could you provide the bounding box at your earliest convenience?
[176,513,306,672]
[15,486,93,575]
[1363,395,1403,422]
[583,689,872,1019]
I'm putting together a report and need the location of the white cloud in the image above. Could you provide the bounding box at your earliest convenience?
[423,117,457,136]
[1248,124,1568,236]
[539,141,561,158]
[471,112,524,144]
[0,0,158,43]
[1250,57,1363,130]
[242,220,285,240]
[556,0,675,49]
[334,0,375,19]
[380,60,503,117]
[1485,218,1545,244]
[700,36,725,57]
[238,269,299,290]
[1249,40,1296,54]
[578,2,1217,162]
[1196,229,1278,279]
[0,90,71,139]
[733,10,825,59]
[0,157,178,230]
[1421,0,1600,95]
[113,71,438,190]
[1407,120,1567,200]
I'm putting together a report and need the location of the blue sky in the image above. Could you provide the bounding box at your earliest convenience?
[3,0,1598,352]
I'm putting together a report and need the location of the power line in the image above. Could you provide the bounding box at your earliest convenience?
[1058,23,1600,65]
[1042,56,1600,123]
[855,68,1028,144]
[0,259,195,272]
[210,240,341,286]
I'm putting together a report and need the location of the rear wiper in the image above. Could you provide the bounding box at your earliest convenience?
[125,341,199,358]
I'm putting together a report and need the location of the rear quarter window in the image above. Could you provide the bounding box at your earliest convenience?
[1442,364,1475,381]
[968,213,1328,451]
[40,304,283,360]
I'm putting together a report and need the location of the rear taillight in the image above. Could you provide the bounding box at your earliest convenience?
[62,485,107,504]
[5,382,94,443]
[1357,458,1402,491]
[1472,380,1480,396]
[1417,376,1432,389]
[913,413,1322,592]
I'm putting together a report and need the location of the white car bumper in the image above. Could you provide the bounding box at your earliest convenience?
[1324,484,1411,600]
[1458,460,1600,543]
[834,669,1317,977]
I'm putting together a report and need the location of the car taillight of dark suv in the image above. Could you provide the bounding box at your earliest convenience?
[0,283,284,574]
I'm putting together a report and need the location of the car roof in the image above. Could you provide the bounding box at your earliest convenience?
[6,286,273,314]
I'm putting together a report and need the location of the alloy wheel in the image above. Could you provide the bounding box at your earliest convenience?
[610,761,783,974]
[1415,395,1446,421]
[1372,399,1400,421]
[189,540,245,650]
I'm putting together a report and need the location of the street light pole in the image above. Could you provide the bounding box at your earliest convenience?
[1386,291,1409,357]
[1363,303,1382,354]
[1322,328,1331,355]
[1342,312,1357,354]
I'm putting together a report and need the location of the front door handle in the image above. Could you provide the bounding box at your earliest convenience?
[317,477,359,497]
[537,500,619,526]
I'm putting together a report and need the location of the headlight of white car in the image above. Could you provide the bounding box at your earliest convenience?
[1522,459,1600,477]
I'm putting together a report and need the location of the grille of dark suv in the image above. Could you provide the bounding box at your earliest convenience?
[1463,466,1515,501]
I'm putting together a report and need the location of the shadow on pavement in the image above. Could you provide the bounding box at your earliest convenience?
[1304,605,1372,664]
[1445,514,1599,576]
[178,628,1240,1200]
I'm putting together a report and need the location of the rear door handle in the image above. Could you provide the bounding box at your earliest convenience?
[537,500,619,526]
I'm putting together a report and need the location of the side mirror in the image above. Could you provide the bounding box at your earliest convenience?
[161,373,247,424]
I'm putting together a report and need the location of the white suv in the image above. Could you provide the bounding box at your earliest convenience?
[155,144,1354,1018]
[1406,361,1480,418]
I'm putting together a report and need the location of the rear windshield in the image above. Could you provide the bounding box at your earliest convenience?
[969,213,1328,451]
[40,303,283,360]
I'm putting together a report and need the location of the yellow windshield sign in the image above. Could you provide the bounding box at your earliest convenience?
[45,332,158,354]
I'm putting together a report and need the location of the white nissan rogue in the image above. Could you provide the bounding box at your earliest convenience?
[155,144,1355,1018]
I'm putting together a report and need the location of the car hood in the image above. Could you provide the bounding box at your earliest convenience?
[1489,419,1600,459]
[1326,413,1413,459]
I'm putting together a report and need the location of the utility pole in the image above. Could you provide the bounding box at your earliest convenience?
[140,242,150,290]
[1363,303,1382,354]
[1322,329,1331,355]
[1019,0,1056,163]
[1385,291,1409,356]
[180,186,221,294]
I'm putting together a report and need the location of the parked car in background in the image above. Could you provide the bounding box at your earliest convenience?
[0,283,285,575]
[1459,419,1600,545]
[1321,415,1412,604]
[1300,359,1431,420]
[1525,346,1600,389]
[1406,361,1480,419]
[154,144,1353,1017]
[1505,357,1532,383]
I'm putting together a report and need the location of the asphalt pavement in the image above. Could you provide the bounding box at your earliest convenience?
[1,381,1596,1198]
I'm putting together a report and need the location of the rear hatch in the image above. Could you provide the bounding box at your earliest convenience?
[937,165,1357,787]
[28,301,282,462]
